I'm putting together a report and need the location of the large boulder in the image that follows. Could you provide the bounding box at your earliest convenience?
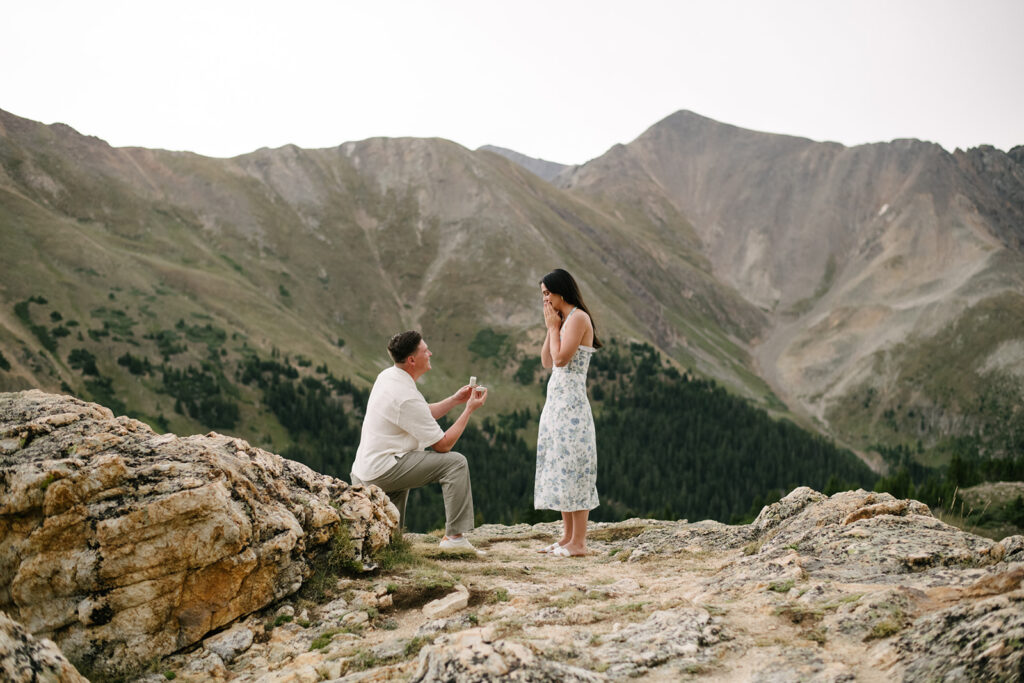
[0,390,398,678]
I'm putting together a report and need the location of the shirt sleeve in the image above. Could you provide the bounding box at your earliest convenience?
[396,397,445,449]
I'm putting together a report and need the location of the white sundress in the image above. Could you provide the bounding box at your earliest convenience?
[534,309,599,512]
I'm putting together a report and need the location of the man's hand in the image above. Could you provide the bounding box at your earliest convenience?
[467,386,488,411]
[453,385,473,404]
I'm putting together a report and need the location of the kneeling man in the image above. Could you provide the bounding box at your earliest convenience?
[351,330,487,553]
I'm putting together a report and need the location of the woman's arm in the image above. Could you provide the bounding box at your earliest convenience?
[551,313,587,367]
[541,301,561,369]
[541,328,554,369]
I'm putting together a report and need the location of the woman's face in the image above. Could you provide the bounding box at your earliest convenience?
[541,283,557,306]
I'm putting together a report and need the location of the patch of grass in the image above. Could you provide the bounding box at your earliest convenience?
[301,520,362,602]
[743,538,765,556]
[494,588,510,603]
[767,579,795,593]
[774,603,823,624]
[90,306,136,336]
[866,617,903,640]
[349,649,378,672]
[373,534,421,571]
[274,614,293,626]
[404,636,430,658]
[310,628,346,650]
[389,569,457,610]
[803,626,827,645]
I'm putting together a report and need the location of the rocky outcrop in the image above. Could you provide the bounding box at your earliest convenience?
[3,392,1022,681]
[0,611,86,683]
[137,487,1016,682]
[0,390,399,678]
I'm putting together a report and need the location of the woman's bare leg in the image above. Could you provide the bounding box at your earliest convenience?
[559,511,573,546]
[562,510,589,555]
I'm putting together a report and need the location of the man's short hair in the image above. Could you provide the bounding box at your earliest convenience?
[388,330,422,364]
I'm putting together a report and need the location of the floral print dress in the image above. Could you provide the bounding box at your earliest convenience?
[534,309,599,511]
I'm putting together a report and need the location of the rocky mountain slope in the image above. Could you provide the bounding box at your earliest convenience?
[0,106,766,441]
[2,391,1022,681]
[1,105,1022,455]
[558,111,1024,449]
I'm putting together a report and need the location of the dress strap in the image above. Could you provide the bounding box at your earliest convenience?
[564,306,577,321]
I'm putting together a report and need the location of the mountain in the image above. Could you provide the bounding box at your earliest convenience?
[559,111,1024,454]
[0,107,767,449]
[476,145,570,182]
[2,106,1023,462]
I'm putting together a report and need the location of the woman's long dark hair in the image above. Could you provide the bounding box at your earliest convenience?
[541,268,603,349]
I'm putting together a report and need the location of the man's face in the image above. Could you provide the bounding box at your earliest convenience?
[411,339,432,374]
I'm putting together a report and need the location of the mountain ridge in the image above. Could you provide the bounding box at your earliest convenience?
[2,106,1022,458]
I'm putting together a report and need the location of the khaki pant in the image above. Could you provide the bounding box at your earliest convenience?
[351,450,474,536]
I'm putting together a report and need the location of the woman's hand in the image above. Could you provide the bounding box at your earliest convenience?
[543,301,562,330]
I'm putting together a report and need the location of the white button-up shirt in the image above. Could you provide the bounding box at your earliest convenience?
[352,366,445,481]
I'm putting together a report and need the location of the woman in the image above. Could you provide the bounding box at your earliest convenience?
[534,268,602,557]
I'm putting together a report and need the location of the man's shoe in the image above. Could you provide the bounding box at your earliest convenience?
[438,536,486,555]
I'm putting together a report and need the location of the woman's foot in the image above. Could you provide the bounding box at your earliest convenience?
[551,545,587,557]
[536,542,561,554]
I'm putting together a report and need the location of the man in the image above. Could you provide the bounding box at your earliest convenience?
[351,330,488,553]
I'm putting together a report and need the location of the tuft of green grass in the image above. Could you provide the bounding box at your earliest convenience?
[301,520,362,602]
[373,534,421,571]
[767,580,795,593]
[743,538,765,556]
[866,618,902,640]
[404,636,430,658]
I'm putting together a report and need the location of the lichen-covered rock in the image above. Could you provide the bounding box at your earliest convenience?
[0,390,399,678]
[411,628,604,682]
[711,490,1000,590]
[592,607,722,678]
[891,589,1024,681]
[0,611,87,683]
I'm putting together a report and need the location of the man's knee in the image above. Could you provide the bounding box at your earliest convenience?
[446,451,468,471]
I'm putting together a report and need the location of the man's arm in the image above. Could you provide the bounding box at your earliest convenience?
[432,388,488,453]
[429,385,472,419]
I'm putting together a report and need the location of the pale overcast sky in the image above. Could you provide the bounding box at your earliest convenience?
[3,0,1022,163]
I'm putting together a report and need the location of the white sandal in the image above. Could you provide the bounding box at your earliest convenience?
[536,542,561,554]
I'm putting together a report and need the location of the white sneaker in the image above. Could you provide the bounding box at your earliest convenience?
[438,536,486,555]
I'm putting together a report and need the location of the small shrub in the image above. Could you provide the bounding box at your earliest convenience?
[404,636,429,658]
[301,521,362,601]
